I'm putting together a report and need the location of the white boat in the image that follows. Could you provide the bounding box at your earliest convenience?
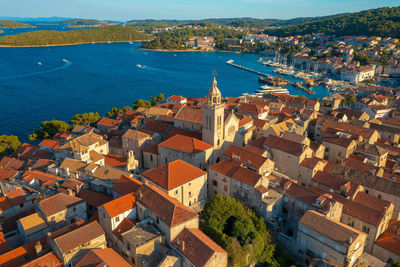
[37,62,42,65]
[136,64,142,68]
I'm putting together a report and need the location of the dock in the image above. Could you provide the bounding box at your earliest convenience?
[226,60,271,77]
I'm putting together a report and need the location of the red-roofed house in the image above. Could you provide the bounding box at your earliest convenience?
[135,183,199,242]
[167,95,187,104]
[157,134,213,170]
[112,175,143,199]
[172,228,228,267]
[142,160,207,208]
[97,117,122,133]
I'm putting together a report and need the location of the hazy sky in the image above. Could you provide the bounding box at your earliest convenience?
[2,0,399,21]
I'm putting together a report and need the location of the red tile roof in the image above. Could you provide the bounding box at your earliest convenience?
[21,252,62,267]
[97,117,121,128]
[39,193,84,217]
[0,196,12,212]
[164,128,202,141]
[0,236,48,266]
[75,248,131,267]
[0,168,19,181]
[104,153,127,169]
[22,171,60,187]
[142,160,206,190]
[38,139,62,150]
[168,95,186,101]
[264,135,304,156]
[159,134,212,153]
[53,221,105,254]
[232,166,262,187]
[113,218,137,240]
[0,156,26,171]
[112,175,143,196]
[135,184,198,227]
[175,108,203,124]
[223,145,268,170]
[375,232,400,255]
[0,232,9,254]
[102,193,136,218]
[210,160,241,177]
[172,228,227,267]
[6,188,26,206]
[78,189,113,208]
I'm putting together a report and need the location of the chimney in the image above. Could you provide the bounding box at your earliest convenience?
[67,188,74,196]
[180,241,185,251]
[347,237,353,245]
[34,241,42,256]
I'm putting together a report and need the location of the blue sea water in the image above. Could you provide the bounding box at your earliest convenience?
[0,30,330,142]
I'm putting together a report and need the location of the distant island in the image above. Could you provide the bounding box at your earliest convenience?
[0,20,35,29]
[0,30,3,33]
[59,19,119,28]
[0,26,152,47]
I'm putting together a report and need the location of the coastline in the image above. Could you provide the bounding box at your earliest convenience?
[138,47,241,54]
[0,40,151,48]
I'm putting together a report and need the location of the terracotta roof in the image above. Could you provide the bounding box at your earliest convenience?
[6,188,26,206]
[21,252,62,267]
[376,232,400,255]
[159,134,212,154]
[300,210,364,248]
[47,220,84,240]
[112,175,143,196]
[135,184,198,227]
[175,108,203,124]
[0,168,19,181]
[210,160,241,177]
[97,117,121,128]
[232,166,262,187]
[22,170,60,188]
[12,143,40,160]
[165,128,202,141]
[0,232,9,254]
[89,150,104,163]
[0,156,26,171]
[18,213,48,236]
[113,218,137,240]
[60,133,107,153]
[144,121,170,134]
[92,165,132,182]
[263,135,304,156]
[223,145,268,170]
[243,145,266,156]
[31,159,56,171]
[313,187,386,226]
[53,221,104,254]
[39,193,84,217]
[323,136,355,148]
[75,248,131,267]
[172,228,227,267]
[104,153,127,169]
[78,189,112,208]
[122,129,151,140]
[143,143,158,154]
[0,196,12,212]
[0,237,48,266]
[102,193,136,218]
[300,157,322,169]
[354,191,392,212]
[238,103,268,115]
[38,139,62,150]
[168,95,186,101]
[142,160,206,190]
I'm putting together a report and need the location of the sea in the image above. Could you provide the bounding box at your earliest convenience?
[0,23,330,142]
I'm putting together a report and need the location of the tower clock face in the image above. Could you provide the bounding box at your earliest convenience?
[228,126,235,136]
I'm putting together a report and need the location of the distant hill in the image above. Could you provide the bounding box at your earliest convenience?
[0,20,35,29]
[0,26,151,46]
[0,17,71,22]
[264,6,400,37]
[59,19,120,27]
[126,16,339,28]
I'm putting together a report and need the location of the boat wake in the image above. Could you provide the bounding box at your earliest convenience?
[136,64,154,70]
[0,59,72,80]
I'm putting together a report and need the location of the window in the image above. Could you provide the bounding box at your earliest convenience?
[212,180,218,186]
[73,207,76,212]
[378,194,382,199]
[20,203,24,208]
[51,216,55,221]
[175,190,178,195]
[150,155,153,161]
[362,226,370,234]
[224,185,228,192]
[115,216,120,222]
[189,191,192,196]
[349,221,354,227]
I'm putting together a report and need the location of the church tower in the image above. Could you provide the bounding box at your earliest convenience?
[202,77,225,150]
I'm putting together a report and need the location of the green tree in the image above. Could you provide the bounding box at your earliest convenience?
[106,106,132,119]
[345,94,356,105]
[151,93,165,106]
[0,135,21,158]
[70,112,101,126]
[133,99,152,109]
[202,195,279,266]
[392,261,400,267]
[29,120,71,140]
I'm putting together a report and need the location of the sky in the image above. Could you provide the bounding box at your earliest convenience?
[1,0,399,21]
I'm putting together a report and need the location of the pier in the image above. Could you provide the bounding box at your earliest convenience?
[226,60,271,77]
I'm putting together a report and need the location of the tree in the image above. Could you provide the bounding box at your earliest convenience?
[29,120,71,140]
[70,112,100,126]
[392,261,400,267]
[202,195,279,266]
[345,94,356,106]
[106,106,132,119]
[151,93,165,106]
[133,99,152,110]
[0,135,21,158]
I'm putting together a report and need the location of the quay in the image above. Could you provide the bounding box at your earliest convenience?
[226,60,271,77]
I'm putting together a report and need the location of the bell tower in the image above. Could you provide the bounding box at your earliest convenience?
[202,77,225,149]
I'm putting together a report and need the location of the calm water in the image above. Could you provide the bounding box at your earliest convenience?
[0,29,330,142]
